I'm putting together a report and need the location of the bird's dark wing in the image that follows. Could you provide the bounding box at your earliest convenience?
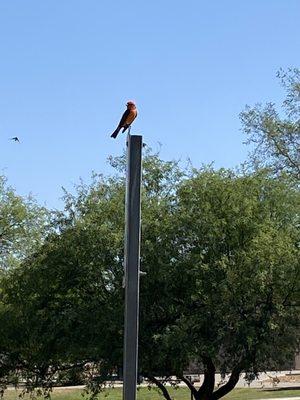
[118,109,130,128]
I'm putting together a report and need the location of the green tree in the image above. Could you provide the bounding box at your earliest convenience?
[0,154,185,395]
[141,169,299,400]
[0,171,126,394]
[0,156,299,400]
[0,175,50,270]
[0,176,52,393]
[240,68,300,180]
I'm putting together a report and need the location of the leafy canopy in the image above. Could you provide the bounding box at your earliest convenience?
[0,175,50,270]
[240,68,300,180]
[0,153,299,400]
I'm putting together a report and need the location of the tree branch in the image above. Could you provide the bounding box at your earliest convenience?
[178,375,198,399]
[147,376,172,400]
[212,366,241,400]
[270,131,300,176]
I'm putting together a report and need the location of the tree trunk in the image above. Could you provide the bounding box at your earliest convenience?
[195,356,216,400]
[197,395,210,400]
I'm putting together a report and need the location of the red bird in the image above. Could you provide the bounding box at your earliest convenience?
[111,101,138,139]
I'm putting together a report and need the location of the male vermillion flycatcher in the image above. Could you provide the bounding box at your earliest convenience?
[110,101,138,139]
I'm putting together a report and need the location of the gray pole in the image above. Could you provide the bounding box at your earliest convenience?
[123,134,142,400]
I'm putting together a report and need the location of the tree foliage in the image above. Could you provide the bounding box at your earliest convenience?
[0,154,299,400]
[240,68,300,180]
[141,169,299,400]
[0,171,125,395]
[0,175,50,270]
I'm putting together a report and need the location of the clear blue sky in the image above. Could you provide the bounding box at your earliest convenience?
[1,1,299,209]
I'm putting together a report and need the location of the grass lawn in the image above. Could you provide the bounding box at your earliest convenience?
[3,387,300,400]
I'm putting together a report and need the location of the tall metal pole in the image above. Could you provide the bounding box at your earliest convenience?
[123,134,142,400]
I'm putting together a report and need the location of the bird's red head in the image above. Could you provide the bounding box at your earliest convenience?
[126,100,136,109]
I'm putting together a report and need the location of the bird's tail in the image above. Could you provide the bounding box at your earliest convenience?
[111,127,121,139]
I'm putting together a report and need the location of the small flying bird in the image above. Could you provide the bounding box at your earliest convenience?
[9,137,20,143]
[110,101,138,139]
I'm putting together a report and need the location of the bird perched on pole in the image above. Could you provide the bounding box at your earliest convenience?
[110,101,138,139]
